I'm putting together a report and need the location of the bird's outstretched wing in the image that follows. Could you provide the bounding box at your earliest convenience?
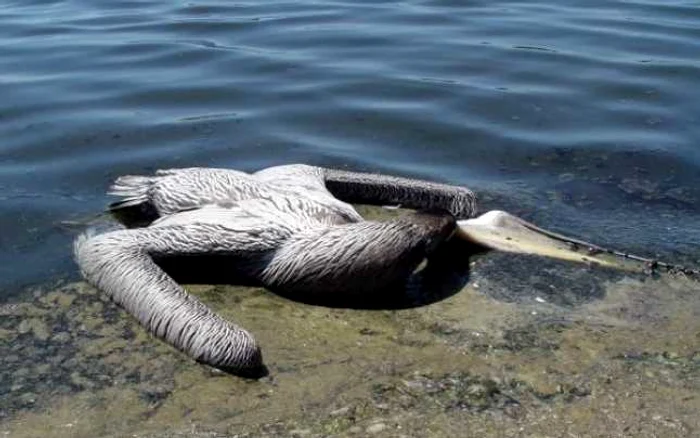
[320,168,478,219]
[108,167,268,224]
[74,213,292,376]
[108,164,363,227]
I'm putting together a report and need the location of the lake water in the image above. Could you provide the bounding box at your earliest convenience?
[1,1,699,295]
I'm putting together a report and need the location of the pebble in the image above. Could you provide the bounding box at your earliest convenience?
[52,332,71,343]
[366,423,387,434]
[18,392,37,405]
[329,406,351,417]
[70,372,94,389]
[17,318,51,340]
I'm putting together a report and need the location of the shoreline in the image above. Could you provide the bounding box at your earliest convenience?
[3,239,699,437]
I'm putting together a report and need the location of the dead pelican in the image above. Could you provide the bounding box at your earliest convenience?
[74,164,647,376]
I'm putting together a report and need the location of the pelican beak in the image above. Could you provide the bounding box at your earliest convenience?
[455,211,645,272]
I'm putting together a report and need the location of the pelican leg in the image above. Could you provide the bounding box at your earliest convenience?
[261,212,457,304]
[74,222,280,376]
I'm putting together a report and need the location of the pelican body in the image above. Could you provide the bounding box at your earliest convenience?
[75,164,635,376]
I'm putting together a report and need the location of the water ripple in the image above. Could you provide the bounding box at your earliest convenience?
[1,0,699,294]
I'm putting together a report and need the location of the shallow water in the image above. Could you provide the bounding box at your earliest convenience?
[2,0,700,435]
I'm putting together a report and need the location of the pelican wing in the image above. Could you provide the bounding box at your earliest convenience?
[108,167,271,220]
[74,218,290,375]
[321,168,478,219]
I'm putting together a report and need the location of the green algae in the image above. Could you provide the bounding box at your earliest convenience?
[2,208,700,437]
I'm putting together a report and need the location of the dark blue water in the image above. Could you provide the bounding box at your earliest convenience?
[2,0,699,298]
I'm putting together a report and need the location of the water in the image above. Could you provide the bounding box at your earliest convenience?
[1,1,699,293]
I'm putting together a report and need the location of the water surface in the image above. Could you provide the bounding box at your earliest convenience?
[1,0,699,295]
